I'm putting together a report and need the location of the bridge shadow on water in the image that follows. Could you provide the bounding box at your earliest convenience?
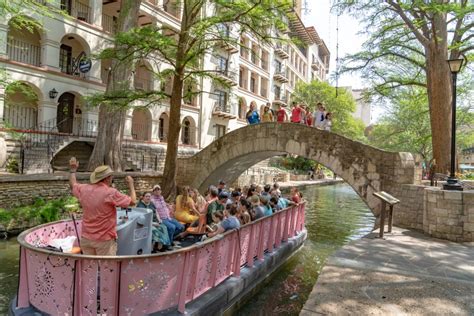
[235,183,374,315]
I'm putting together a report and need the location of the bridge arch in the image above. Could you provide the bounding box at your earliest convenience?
[178,123,416,216]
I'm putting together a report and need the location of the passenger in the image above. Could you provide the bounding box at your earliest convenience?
[206,204,241,238]
[249,195,265,219]
[237,200,252,225]
[270,182,281,197]
[208,210,224,232]
[151,185,184,243]
[137,192,171,252]
[230,190,242,204]
[175,186,200,224]
[255,184,263,195]
[190,188,207,214]
[261,184,272,198]
[217,180,226,194]
[240,198,255,221]
[206,189,226,225]
[260,195,273,216]
[68,159,136,256]
[290,187,302,204]
[246,185,256,198]
[269,196,281,212]
[276,194,294,210]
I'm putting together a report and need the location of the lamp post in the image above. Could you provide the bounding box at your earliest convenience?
[443,57,464,191]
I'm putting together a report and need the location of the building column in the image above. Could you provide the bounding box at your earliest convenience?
[90,0,103,28]
[0,87,5,126]
[124,113,133,139]
[38,100,57,127]
[151,120,159,141]
[0,23,8,59]
[88,58,102,83]
[41,39,60,71]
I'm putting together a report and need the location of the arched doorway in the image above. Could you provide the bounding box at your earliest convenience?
[57,93,75,133]
[59,34,90,78]
[131,108,152,141]
[181,117,196,145]
[159,112,169,141]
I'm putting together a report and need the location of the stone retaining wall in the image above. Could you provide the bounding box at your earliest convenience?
[0,173,164,207]
[424,188,474,242]
[393,184,425,231]
[394,184,474,242]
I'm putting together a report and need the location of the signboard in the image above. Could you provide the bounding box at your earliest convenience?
[78,59,92,73]
[373,191,400,205]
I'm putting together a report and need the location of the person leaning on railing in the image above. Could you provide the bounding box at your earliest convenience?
[68,157,136,256]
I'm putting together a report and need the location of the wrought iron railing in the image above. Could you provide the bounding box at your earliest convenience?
[7,38,41,66]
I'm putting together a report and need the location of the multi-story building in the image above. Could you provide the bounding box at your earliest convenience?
[0,0,329,173]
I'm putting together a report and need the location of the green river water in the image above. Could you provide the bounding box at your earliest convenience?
[0,183,373,315]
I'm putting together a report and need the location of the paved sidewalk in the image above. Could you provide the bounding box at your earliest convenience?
[300,227,474,316]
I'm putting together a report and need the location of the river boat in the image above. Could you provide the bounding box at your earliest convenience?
[10,203,306,315]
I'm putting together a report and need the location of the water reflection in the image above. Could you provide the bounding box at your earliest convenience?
[236,183,374,315]
[0,238,20,314]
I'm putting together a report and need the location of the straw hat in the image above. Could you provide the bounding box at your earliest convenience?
[90,165,113,184]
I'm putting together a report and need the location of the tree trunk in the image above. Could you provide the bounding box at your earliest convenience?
[425,12,452,175]
[161,74,184,198]
[88,0,142,171]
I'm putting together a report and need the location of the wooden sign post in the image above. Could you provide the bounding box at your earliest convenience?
[373,191,400,238]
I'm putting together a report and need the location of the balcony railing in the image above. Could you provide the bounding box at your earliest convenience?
[102,13,115,34]
[273,68,288,83]
[7,38,41,67]
[71,1,91,23]
[215,66,238,85]
[162,2,181,19]
[275,44,289,59]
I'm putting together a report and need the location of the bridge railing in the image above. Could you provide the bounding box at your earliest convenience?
[16,202,306,315]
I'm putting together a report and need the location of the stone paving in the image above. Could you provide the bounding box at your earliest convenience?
[300,227,474,315]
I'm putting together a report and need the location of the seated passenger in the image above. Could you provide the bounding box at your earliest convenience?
[206,189,226,225]
[249,195,265,219]
[190,188,207,214]
[237,200,252,225]
[137,192,171,252]
[260,195,273,216]
[175,186,200,224]
[150,185,184,242]
[206,204,241,238]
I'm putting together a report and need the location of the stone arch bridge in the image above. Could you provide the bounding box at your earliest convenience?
[177,123,416,216]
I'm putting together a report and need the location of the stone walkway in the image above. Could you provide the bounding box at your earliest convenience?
[300,227,474,316]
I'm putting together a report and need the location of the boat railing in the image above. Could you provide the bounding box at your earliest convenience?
[16,202,306,314]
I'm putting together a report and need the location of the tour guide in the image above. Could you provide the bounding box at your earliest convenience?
[69,158,136,256]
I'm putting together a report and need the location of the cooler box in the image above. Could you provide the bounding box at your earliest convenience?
[116,207,153,255]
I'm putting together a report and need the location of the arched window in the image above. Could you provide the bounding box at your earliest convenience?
[182,119,191,145]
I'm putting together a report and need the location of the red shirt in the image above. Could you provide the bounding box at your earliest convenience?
[291,193,301,204]
[306,115,313,126]
[291,107,302,123]
[276,109,286,122]
[72,182,131,241]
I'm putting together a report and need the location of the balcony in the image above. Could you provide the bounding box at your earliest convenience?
[217,24,239,54]
[62,0,91,24]
[102,13,115,34]
[273,95,287,106]
[7,38,41,67]
[215,67,238,86]
[212,102,236,119]
[311,57,321,71]
[162,1,181,19]
[275,44,289,59]
[273,68,289,83]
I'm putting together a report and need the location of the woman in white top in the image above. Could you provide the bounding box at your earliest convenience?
[323,112,332,131]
